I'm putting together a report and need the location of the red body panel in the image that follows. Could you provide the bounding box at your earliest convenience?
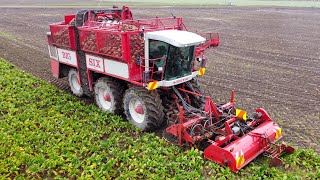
[50,59,60,78]
[49,23,76,50]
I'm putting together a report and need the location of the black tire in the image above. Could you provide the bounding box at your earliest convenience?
[94,77,125,114]
[123,86,165,131]
[68,69,84,97]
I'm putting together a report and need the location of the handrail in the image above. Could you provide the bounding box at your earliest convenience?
[139,56,167,82]
[195,32,219,57]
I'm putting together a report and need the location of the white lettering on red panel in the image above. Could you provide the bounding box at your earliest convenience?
[86,54,104,72]
[57,48,78,67]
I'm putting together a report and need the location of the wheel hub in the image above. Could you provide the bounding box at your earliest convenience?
[98,88,113,110]
[104,93,111,102]
[129,98,145,124]
[135,104,144,114]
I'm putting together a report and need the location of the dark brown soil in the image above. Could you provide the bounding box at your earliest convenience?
[0,6,319,153]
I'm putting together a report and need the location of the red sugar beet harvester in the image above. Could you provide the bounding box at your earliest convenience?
[47,6,294,172]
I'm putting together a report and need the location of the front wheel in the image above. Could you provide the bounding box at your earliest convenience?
[123,86,164,131]
[68,69,84,97]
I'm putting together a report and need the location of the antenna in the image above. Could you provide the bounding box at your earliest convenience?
[170,13,176,19]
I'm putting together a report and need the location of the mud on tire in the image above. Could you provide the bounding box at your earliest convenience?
[123,86,165,131]
[94,77,125,114]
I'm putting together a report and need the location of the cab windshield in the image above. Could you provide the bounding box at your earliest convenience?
[149,40,195,81]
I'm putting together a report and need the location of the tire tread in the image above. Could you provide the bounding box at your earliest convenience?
[124,86,164,131]
[95,77,125,114]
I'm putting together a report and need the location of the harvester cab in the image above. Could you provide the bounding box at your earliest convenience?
[47,6,294,173]
[143,30,206,84]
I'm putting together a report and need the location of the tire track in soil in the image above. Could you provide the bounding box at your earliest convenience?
[205,69,319,101]
[219,45,320,75]
[211,56,320,108]
[204,75,319,110]
[204,66,320,110]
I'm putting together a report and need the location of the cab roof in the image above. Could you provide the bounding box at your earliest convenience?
[145,30,206,47]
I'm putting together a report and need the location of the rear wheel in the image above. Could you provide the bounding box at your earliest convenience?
[94,77,124,114]
[123,86,164,131]
[68,69,84,97]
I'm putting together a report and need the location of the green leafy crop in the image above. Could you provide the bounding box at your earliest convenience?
[0,58,319,179]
